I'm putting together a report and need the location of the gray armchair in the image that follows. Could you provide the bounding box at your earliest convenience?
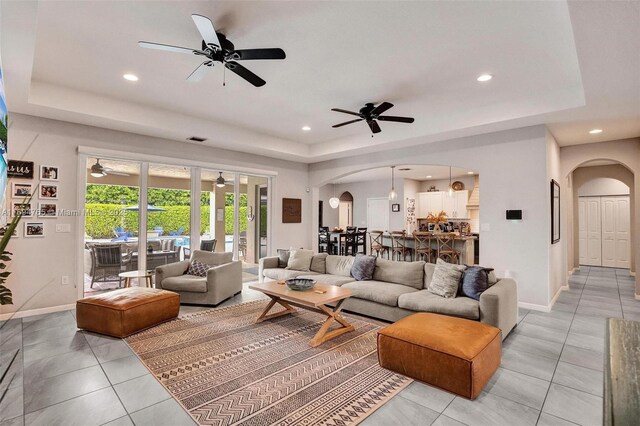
[155,250,242,306]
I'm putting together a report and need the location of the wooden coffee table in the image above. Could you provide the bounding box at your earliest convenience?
[249,281,354,347]
[119,270,153,288]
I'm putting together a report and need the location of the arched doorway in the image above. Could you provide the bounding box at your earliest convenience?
[338,191,353,229]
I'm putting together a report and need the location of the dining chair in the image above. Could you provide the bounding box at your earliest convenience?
[200,239,217,252]
[90,243,132,288]
[340,232,358,256]
[318,227,333,254]
[357,227,368,233]
[354,231,367,255]
[346,226,357,234]
[413,231,437,263]
[436,233,461,264]
[390,231,412,261]
[369,230,389,258]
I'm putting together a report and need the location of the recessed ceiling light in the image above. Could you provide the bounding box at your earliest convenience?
[426,175,432,179]
[302,126,311,131]
[476,74,493,82]
[467,171,474,175]
[589,128,603,134]
[123,73,139,81]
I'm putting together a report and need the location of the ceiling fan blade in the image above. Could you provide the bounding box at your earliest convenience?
[192,14,221,48]
[225,61,266,87]
[332,119,363,128]
[378,115,415,123]
[371,102,394,116]
[331,108,361,117]
[231,48,286,60]
[106,171,131,177]
[138,41,199,54]
[368,120,382,134]
[187,61,212,82]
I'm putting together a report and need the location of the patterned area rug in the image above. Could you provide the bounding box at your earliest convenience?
[126,300,411,426]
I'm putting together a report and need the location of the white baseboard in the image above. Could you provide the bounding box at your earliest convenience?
[0,303,76,321]
[518,302,551,313]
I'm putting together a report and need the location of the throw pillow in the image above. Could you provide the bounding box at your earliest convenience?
[187,259,213,277]
[428,258,466,298]
[310,252,329,273]
[351,254,376,281]
[285,248,314,271]
[277,249,290,268]
[461,266,494,300]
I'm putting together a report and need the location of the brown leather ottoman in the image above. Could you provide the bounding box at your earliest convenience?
[76,288,180,338]
[377,313,501,400]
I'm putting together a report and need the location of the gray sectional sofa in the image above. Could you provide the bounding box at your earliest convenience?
[259,253,518,339]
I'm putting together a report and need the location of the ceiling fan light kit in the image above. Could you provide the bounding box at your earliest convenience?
[215,172,226,188]
[139,14,286,87]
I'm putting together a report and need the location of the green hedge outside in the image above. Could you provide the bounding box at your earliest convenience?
[85,203,248,239]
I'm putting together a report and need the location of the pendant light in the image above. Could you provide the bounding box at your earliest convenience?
[329,183,340,209]
[448,166,454,197]
[215,172,226,188]
[388,166,397,201]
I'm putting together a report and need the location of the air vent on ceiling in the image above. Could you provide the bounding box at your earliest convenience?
[187,136,207,143]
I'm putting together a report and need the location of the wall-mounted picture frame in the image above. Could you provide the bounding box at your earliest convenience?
[38,203,58,218]
[13,202,33,218]
[39,183,58,199]
[7,160,35,179]
[24,222,45,238]
[0,225,18,238]
[12,182,33,198]
[551,179,560,244]
[282,198,302,223]
[40,165,59,181]
[391,203,401,212]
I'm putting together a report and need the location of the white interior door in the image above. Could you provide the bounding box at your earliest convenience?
[578,198,587,265]
[367,198,389,231]
[601,196,630,268]
[586,197,602,266]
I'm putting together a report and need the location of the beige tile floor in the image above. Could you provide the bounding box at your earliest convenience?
[1,266,636,425]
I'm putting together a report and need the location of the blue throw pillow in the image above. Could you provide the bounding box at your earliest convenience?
[351,254,376,281]
[460,266,494,300]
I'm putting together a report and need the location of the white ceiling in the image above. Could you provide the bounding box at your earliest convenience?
[330,165,473,185]
[2,1,639,163]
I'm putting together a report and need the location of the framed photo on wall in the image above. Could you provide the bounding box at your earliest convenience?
[391,203,401,212]
[12,182,33,198]
[282,198,302,223]
[7,160,35,179]
[39,183,58,199]
[13,202,33,218]
[0,225,18,238]
[40,165,59,181]
[38,203,58,218]
[551,179,560,244]
[24,222,45,238]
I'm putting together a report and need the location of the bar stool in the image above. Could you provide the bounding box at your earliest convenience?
[437,233,461,264]
[390,231,412,261]
[369,230,389,258]
[413,231,437,263]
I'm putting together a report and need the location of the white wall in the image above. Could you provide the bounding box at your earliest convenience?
[546,129,565,303]
[578,177,630,196]
[310,125,553,308]
[1,114,311,315]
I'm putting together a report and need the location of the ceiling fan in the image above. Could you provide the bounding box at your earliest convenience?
[90,159,130,178]
[331,102,415,135]
[138,14,285,87]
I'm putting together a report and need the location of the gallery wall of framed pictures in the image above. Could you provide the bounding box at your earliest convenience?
[4,162,61,238]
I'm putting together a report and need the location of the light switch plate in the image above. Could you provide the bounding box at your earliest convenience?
[55,224,71,233]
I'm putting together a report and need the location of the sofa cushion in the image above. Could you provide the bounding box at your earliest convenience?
[342,280,419,307]
[326,255,355,277]
[161,275,207,293]
[423,263,436,289]
[460,266,494,300]
[191,250,232,266]
[428,259,466,298]
[286,248,314,271]
[263,268,316,281]
[298,274,355,287]
[186,259,213,277]
[398,290,479,320]
[373,258,425,290]
[351,254,376,281]
[277,249,290,268]
[310,253,328,274]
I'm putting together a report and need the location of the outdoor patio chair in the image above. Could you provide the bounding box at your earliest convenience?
[90,243,132,288]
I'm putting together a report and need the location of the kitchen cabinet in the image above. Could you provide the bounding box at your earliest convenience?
[417,190,469,219]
